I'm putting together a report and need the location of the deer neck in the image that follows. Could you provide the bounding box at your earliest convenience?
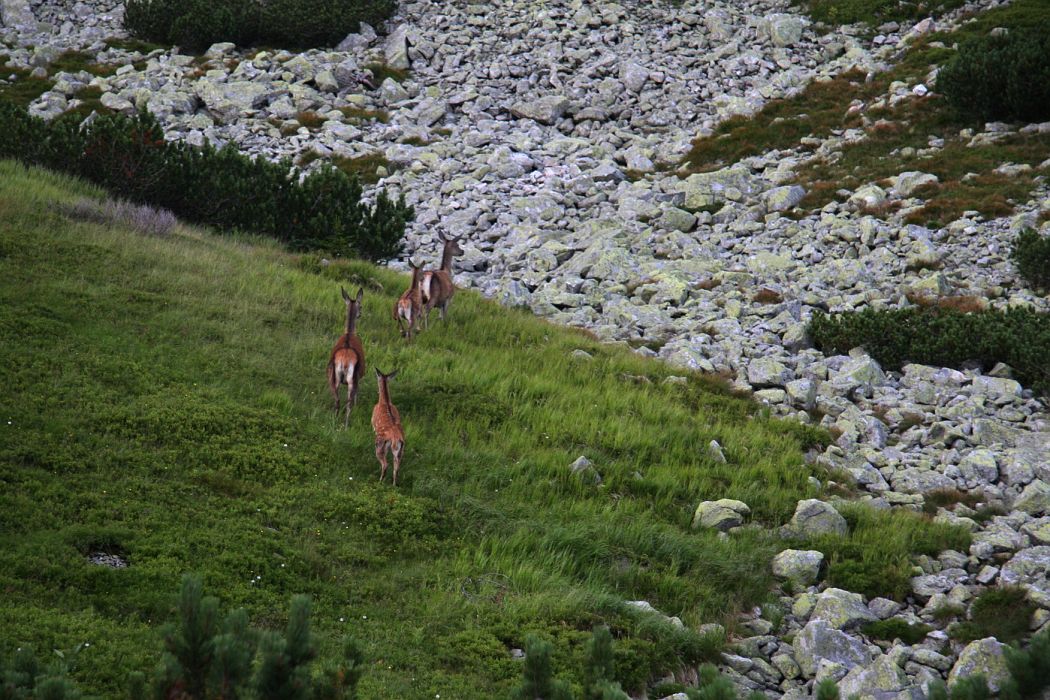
[344,309,358,338]
[377,378,396,423]
[440,244,457,273]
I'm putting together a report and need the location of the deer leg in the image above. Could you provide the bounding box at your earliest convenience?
[376,439,388,482]
[440,300,449,321]
[328,365,340,414]
[392,440,404,486]
[343,380,354,429]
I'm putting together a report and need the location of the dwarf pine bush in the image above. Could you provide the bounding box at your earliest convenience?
[809,307,1050,397]
[124,0,396,51]
[1011,228,1050,291]
[937,28,1050,123]
[0,104,411,260]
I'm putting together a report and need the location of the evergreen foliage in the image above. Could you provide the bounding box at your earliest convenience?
[1002,628,1050,699]
[809,307,1050,397]
[1011,228,1050,292]
[123,0,396,51]
[937,28,1050,123]
[928,680,950,700]
[512,635,573,700]
[0,647,82,700]
[0,104,411,261]
[950,675,991,700]
[815,678,840,700]
[950,586,1035,645]
[582,627,628,700]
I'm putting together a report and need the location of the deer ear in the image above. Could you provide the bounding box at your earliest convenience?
[356,288,364,303]
[374,367,382,379]
[387,370,399,380]
[438,232,447,242]
[341,286,350,301]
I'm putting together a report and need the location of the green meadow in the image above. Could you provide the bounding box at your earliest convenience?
[0,161,966,697]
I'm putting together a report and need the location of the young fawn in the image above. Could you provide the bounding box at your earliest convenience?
[393,263,424,340]
[326,287,366,428]
[372,368,405,485]
[421,232,465,326]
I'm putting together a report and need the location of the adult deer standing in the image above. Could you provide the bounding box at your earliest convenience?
[421,233,464,327]
[327,287,366,428]
[393,263,424,340]
[372,368,405,485]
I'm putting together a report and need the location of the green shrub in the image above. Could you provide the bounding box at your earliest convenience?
[861,619,933,644]
[815,678,840,700]
[1011,228,1050,291]
[951,586,1035,645]
[798,0,965,26]
[937,28,1050,123]
[124,0,396,51]
[950,675,991,700]
[1002,628,1050,699]
[809,307,1050,396]
[0,104,411,261]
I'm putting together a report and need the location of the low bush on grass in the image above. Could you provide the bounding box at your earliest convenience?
[809,307,1050,396]
[124,0,396,52]
[950,586,1036,645]
[0,104,411,260]
[937,28,1050,124]
[862,618,933,644]
[1012,228,1050,292]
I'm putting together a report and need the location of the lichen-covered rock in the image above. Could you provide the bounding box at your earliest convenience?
[958,450,999,489]
[692,499,750,532]
[772,549,824,586]
[1015,480,1050,516]
[765,185,806,212]
[895,171,939,197]
[793,619,875,678]
[747,358,793,388]
[811,588,877,630]
[510,96,569,125]
[761,13,805,47]
[677,166,762,210]
[948,638,1011,692]
[196,80,270,125]
[849,184,887,210]
[789,500,848,537]
[838,655,912,699]
[1000,546,1050,608]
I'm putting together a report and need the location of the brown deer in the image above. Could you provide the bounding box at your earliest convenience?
[421,232,464,327]
[372,368,405,485]
[393,262,424,340]
[327,287,366,428]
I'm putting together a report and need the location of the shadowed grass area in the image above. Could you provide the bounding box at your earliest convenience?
[796,0,965,27]
[0,162,974,696]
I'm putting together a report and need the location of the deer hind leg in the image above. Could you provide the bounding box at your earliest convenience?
[440,299,450,321]
[376,438,389,482]
[392,440,404,486]
[327,364,340,414]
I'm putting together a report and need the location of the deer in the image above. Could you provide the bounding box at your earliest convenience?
[393,262,424,341]
[326,287,366,428]
[421,232,465,327]
[372,368,405,485]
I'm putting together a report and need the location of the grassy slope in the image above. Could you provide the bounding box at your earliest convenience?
[0,162,824,697]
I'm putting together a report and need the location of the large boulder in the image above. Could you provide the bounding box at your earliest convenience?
[789,499,848,537]
[196,80,270,125]
[772,550,825,587]
[765,185,806,212]
[838,655,913,699]
[761,14,805,47]
[692,499,750,532]
[1,0,35,28]
[895,171,939,197]
[384,24,412,70]
[510,96,569,125]
[1015,480,1050,516]
[677,165,762,210]
[793,619,875,678]
[948,638,1011,692]
[810,588,877,630]
[999,546,1050,608]
[747,358,793,388]
[619,61,649,93]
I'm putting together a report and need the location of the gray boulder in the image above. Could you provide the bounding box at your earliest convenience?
[196,80,270,125]
[1015,480,1050,516]
[811,588,877,630]
[761,14,805,47]
[765,185,806,212]
[772,549,824,586]
[948,638,1011,692]
[793,619,875,678]
[747,358,793,388]
[692,499,750,532]
[838,655,913,699]
[1000,546,1050,608]
[510,96,569,125]
[895,171,939,197]
[789,499,848,537]
[620,61,649,93]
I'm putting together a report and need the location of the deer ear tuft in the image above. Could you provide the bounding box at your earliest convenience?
[341,286,350,301]
[356,288,364,303]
